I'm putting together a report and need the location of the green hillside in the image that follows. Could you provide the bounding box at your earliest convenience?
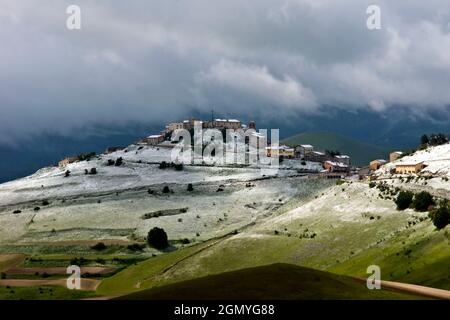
[282,132,391,166]
[116,263,422,300]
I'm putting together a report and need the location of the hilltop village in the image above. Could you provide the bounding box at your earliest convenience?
[58,117,434,180]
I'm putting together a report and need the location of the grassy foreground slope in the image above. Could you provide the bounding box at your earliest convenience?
[282,132,390,166]
[98,181,450,297]
[117,264,422,300]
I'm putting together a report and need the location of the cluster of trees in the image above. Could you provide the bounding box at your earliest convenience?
[77,152,96,161]
[395,191,449,229]
[395,191,434,212]
[420,133,449,147]
[429,200,450,229]
[106,157,123,166]
[84,168,97,175]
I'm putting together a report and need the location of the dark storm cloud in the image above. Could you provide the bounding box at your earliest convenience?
[1,0,450,145]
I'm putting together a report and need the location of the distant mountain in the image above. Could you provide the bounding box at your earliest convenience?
[282,132,393,166]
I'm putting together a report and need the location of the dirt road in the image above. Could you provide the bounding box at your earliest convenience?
[380,280,450,300]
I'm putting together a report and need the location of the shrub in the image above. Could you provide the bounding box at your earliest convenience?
[127,243,145,252]
[64,170,71,177]
[13,210,21,214]
[187,183,193,192]
[70,257,87,265]
[34,206,41,211]
[77,152,96,161]
[147,227,169,250]
[395,191,414,210]
[114,157,123,166]
[159,161,167,169]
[369,182,376,188]
[429,201,450,229]
[91,242,107,251]
[412,191,434,212]
[147,189,154,194]
[90,168,97,175]
[42,200,50,206]
[162,186,170,193]
[180,238,190,244]
[301,161,306,166]
[174,163,183,171]
[106,159,115,166]
[0,272,6,279]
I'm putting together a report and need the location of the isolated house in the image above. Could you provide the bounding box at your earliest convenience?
[145,134,164,145]
[266,145,295,158]
[324,161,350,173]
[334,155,351,166]
[205,119,242,130]
[389,151,403,162]
[358,166,371,180]
[167,122,184,132]
[248,121,256,130]
[395,162,426,174]
[305,151,327,163]
[182,119,202,130]
[295,144,314,157]
[369,159,387,171]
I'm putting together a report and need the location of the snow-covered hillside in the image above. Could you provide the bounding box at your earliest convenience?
[377,143,450,177]
[374,143,450,198]
[0,145,323,207]
[0,143,331,245]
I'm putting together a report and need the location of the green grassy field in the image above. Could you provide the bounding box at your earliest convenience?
[0,286,96,300]
[117,264,424,300]
[282,131,391,166]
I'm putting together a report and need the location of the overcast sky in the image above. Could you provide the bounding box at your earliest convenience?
[1,0,450,146]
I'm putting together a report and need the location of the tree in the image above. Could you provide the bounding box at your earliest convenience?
[114,157,123,166]
[187,183,194,192]
[162,186,170,193]
[91,242,107,251]
[429,133,449,146]
[420,134,429,145]
[412,191,434,212]
[395,191,414,210]
[159,161,167,169]
[429,202,450,229]
[90,168,97,175]
[147,227,169,249]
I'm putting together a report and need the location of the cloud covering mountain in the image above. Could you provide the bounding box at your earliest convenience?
[1,0,450,145]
